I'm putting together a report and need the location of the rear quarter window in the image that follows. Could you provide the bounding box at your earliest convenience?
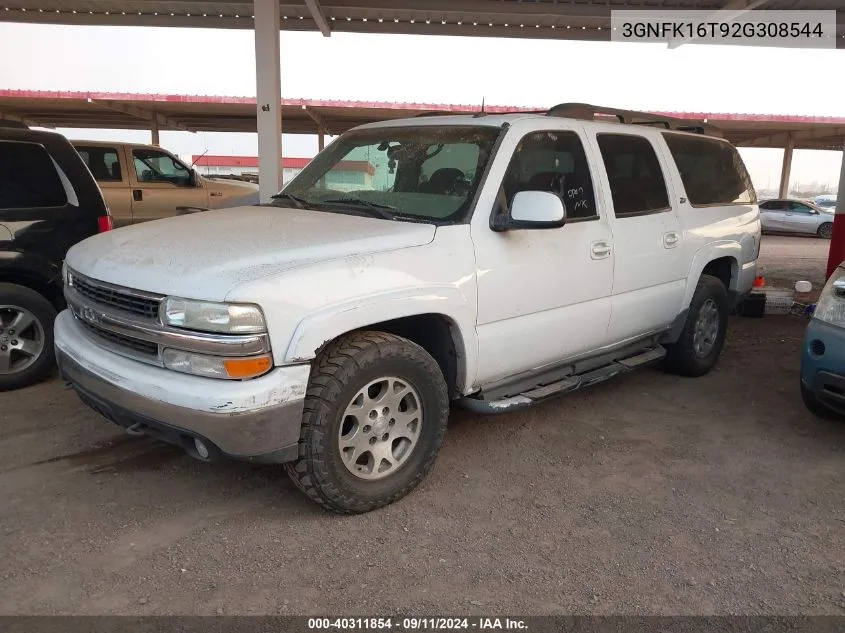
[662,133,756,207]
[0,141,68,209]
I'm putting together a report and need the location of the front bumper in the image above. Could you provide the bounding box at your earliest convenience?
[55,310,310,463]
[801,318,845,415]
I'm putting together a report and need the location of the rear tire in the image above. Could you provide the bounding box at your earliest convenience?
[285,331,450,514]
[818,223,833,239]
[664,275,729,377]
[0,283,57,391]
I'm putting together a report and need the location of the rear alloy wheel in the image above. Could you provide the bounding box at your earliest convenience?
[818,223,833,239]
[285,331,449,514]
[0,283,57,391]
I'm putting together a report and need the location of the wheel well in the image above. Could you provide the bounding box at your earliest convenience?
[0,270,64,311]
[702,257,735,291]
[359,314,462,399]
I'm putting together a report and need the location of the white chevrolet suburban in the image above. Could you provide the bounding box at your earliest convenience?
[54,103,761,514]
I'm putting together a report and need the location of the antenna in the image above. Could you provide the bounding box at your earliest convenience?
[481,97,486,114]
[190,149,209,168]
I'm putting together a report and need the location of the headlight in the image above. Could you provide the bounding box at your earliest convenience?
[162,349,272,380]
[813,267,845,327]
[161,297,266,334]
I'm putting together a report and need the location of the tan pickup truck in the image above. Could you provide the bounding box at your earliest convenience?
[71,140,260,226]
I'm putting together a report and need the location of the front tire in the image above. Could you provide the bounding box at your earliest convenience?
[664,275,729,377]
[818,223,833,239]
[285,331,449,514]
[0,283,57,391]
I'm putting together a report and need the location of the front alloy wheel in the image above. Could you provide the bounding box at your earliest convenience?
[339,376,423,480]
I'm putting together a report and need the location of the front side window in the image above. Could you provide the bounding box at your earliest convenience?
[0,141,67,209]
[597,134,670,218]
[76,146,122,182]
[500,130,597,220]
[279,126,501,223]
[662,133,756,207]
[788,201,814,214]
[133,148,192,187]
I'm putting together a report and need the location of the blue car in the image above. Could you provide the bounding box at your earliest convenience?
[801,263,845,419]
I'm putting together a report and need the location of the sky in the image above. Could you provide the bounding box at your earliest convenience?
[0,21,842,192]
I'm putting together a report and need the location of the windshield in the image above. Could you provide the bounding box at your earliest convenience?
[276,125,501,223]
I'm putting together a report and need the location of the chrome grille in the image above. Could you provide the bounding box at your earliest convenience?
[79,321,159,357]
[70,273,160,320]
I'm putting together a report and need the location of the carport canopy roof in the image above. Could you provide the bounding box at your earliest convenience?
[2,0,844,42]
[1,90,845,151]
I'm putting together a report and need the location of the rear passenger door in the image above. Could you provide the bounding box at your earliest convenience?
[74,144,132,227]
[589,132,686,343]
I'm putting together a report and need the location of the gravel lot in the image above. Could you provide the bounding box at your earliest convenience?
[1,235,843,616]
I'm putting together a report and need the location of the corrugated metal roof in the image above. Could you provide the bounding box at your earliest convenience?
[1,89,843,150]
[1,1,843,45]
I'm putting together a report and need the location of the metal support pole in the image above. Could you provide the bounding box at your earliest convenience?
[318,125,325,152]
[150,118,160,146]
[825,141,845,278]
[779,134,794,198]
[254,0,282,203]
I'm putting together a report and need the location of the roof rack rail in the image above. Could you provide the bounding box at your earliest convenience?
[546,102,722,137]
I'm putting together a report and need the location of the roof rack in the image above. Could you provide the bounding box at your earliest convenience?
[412,109,546,119]
[546,102,722,137]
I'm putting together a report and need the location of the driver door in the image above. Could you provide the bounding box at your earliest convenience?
[129,147,207,223]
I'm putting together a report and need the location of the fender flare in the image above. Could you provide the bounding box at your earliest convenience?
[663,242,740,345]
[283,287,478,393]
[681,241,741,311]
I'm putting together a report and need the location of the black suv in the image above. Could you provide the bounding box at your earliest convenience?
[0,124,112,391]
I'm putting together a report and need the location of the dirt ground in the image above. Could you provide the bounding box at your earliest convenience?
[2,235,844,616]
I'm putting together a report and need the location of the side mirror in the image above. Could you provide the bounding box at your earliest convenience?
[494,190,567,231]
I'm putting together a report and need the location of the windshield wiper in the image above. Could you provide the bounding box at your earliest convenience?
[269,193,313,209]
[320,197,397,220]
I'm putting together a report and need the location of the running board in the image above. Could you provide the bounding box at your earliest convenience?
[460,345,666,414]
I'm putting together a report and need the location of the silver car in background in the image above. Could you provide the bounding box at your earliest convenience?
[759,198,834,239]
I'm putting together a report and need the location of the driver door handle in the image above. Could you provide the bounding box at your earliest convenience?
[132,189,143,201]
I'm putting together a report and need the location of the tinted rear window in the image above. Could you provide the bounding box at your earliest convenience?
[662,133,756,206]
[596,133,670,217]
[0,141,68,209]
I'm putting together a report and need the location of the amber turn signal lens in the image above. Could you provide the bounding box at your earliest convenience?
[224,355,272,379]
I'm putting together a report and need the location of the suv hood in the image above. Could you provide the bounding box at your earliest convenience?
[66,206,436,301]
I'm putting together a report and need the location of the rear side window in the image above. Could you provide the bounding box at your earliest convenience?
[0,141,68,209]
[75,145,122,182]
[662,133,756,206]
[596,134,670,217]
